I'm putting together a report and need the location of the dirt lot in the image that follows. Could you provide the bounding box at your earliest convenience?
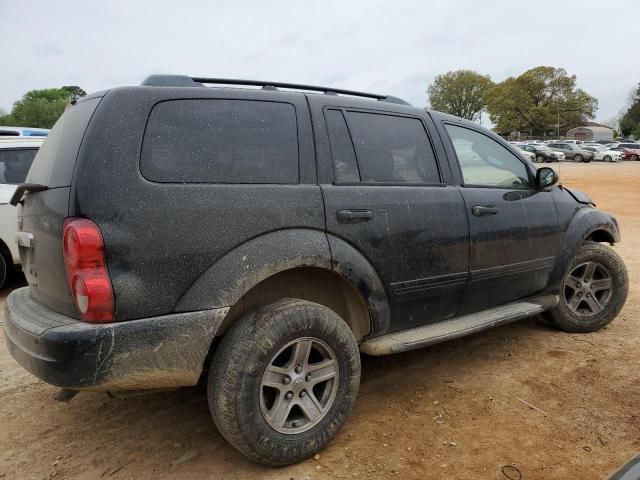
[1,162,639,480]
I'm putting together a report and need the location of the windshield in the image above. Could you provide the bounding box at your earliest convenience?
[0,148,38,184]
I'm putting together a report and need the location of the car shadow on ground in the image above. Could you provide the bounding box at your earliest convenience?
[0,271,27,299]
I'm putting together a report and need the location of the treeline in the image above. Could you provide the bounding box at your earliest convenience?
[0,86,86,129]
[427,66,604,136]
[619,84,640,139]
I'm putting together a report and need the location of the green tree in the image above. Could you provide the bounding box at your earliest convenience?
[0,86,86,129]
[620,83,640,137]
[486,66,598,136]
[427,70,494,121]
[62,85,87,102]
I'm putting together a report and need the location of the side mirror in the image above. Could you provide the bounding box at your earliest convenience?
[536,167,558,189]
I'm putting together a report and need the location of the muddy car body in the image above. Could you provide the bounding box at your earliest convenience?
[4,75,629,465]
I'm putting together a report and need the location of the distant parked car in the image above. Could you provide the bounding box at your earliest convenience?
[0,126,49,137]
[521,144,563,162]
[547,142,594,162]
[581,145,622,162]
[515,145,536,162]
[606,143,640,161]
[0,136,44,286]
[561,139,584,144]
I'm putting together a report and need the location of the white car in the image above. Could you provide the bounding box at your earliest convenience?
[515,146,536,162]
[581,145,622,162]
[0,136,45,286]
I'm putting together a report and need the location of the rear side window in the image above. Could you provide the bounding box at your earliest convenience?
[344,111,440,184]
[0,149,38,184]
[141,99,299,184]
[27,97,101,188]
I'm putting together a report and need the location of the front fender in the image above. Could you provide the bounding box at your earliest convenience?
[548,207,620,290]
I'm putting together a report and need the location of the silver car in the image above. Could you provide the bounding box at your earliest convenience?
[547,142,594,162]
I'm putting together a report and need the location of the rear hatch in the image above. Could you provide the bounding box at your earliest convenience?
[18,97,101,317]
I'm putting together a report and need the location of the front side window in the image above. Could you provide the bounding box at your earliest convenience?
[445,124,531,190]
[343,111,440,184]
[141,99,299,184]
[0,148,38,184]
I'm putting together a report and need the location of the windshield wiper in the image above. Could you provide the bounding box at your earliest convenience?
[10,183,49,206]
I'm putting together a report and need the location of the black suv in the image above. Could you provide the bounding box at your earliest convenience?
[4,75,629,466]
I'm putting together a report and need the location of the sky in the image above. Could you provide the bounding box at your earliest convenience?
[1,0,638,124]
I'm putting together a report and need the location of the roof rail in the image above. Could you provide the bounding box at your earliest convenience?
[140,74,411,106]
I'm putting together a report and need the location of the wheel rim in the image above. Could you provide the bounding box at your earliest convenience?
[563,261,614,317]
[536,155,543,163]
[260,337,339,434]
[604,156,611,162]
[575,155,583,162]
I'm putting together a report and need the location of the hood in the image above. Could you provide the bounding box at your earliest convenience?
[562,186,596,206]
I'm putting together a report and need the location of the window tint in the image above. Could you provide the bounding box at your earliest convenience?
[345,111,440,184]
[141,99,299,184]
[0,148,37,184]
[325,109,359,182]
[445,124,531,189]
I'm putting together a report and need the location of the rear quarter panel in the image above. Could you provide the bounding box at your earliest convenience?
[73,87,323,321]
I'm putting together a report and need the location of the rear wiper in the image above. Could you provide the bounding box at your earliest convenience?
[10,183,49,206]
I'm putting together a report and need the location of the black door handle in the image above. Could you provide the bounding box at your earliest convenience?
[472,205,498,217]
[336,209,374,224]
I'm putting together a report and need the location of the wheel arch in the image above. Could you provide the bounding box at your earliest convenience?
[548,208,621,290]
[174,229,391,340]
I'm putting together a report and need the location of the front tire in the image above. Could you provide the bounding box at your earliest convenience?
[535,154,544,163]
[545,243,628,333]
[574,154,584,162]
[603,155,611,162]
[208,299,361,466]
[631,154,639,161]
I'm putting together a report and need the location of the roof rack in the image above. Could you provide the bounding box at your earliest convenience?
[140,74,411,106]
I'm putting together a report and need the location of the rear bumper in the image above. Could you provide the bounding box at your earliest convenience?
[3,287,229,391]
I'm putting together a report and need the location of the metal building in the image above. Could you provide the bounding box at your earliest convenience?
[566,122,614,141]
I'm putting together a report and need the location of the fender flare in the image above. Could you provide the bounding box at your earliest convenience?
[548,208,620,289]
[174,229,391,336]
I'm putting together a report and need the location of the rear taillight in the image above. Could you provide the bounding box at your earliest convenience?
[63,218,114,322]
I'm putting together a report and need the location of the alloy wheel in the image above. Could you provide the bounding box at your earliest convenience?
[563,261,613,317]
[260,337,339,434]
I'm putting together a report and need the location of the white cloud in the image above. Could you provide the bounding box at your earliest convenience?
[1,0,637,121]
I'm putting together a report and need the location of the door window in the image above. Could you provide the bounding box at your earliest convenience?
[338,111,440,184]
[324,109,360,182]
[445,124,531,189]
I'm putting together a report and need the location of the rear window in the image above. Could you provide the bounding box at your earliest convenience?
[26,97,100,188]
[0,148,37,184]
[141,99,299,184]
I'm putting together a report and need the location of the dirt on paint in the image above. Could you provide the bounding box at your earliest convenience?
[1,161,639,480]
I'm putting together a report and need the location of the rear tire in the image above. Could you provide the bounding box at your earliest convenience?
[545,243,628,333]
[208,299,361,466]
[535,154,544,163]
[0,254,9,289]
[631,154,639,161]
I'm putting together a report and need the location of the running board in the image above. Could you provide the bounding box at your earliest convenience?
[360,294,558,356]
